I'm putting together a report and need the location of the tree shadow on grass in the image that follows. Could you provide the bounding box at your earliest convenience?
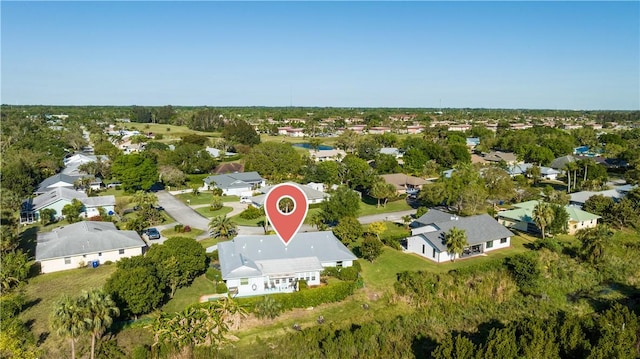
[19,225,39,258]
[411,333,438,359]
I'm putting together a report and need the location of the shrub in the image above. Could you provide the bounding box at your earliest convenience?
[206,251,219,262]
[205,267,222,282]
[338,266,359,281]
[174,224,184,233]
[254,296,283,319]
[298,279,308,290]
[240,206,263,220]
[416,207,428,218]
[215,281,228,294]
[155,133,164,140]
[183,225,191,233]
[131,345,151,359]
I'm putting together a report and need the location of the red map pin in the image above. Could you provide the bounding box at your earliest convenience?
[264,183,308,246]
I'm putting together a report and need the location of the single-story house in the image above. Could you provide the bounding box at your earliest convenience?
[569,185,637,208]
[249,182,329,207]
[309,149,346,162]
[550,155,576,171]
[35,221,146,273]
[36,173,86,194]
[497,200,600,235]
[379,147,403,158]
[466,137,480,148]
[21,187,116,224]
[506,163,560,181]
[407,209,514,263]
[482,151,518,165]
[381,173,428,195]
[202,171,265,196]
[218,231,357,297]
[62,154,109,177]
[204,147,236,158]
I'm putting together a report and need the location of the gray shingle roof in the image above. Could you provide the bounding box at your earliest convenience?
[218,231,356,280]
[37,173,83,193]
[410,214,514,252]
[203,171,263,189]
[28,187,88,211]
[251,182,328,205]
[36,221,145,261]
[413,209,457,227]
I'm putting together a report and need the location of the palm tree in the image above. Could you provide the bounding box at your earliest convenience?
[532,202,555,239]
[576,226,611,265]
[81,289,120,359]
[445,227,468,262]
[51,295,88,359]
[209,215,237,240]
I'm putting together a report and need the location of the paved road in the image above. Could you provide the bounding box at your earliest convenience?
[358,210,416,224]
[156,191,210,231]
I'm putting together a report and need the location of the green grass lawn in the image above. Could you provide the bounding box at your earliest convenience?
[162,274,217,314]
[359,235,532,292]
[126,122,220,140]
[358,197,413,217]
[19,265,117,355]
[198,237,218,249]
[175,192,240,206]
[160,227,205,239]
[194,206,233,218]
[230,214,265,227]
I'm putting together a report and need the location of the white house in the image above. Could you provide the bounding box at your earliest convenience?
[309,149,346,162]
[204,147,236,158]
[249,182,329,207]
[506,163,560,181]
[218,231,357,297]
[35,221,146,273]
[36,173,85,194]
[406,209,514,263]
[202,172,265,196]
[62,154,109,177]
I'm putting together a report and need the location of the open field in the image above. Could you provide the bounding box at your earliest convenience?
[358,196,413,216]
[124,122,221,141]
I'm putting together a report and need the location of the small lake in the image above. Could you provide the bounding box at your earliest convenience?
[292,143,334,150]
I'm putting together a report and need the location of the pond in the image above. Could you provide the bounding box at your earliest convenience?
[292,143,334,150]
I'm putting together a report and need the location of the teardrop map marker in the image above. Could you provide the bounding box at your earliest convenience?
[264,183,308,246]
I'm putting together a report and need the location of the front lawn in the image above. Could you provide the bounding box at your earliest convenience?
[194,206,233,218]
[230,214,265,227]
[198,237,218,249]
[160,227,205,239]
[175,192,240,206]
[358,197,412,217]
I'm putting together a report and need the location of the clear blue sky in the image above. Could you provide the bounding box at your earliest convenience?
[2,1,638,110]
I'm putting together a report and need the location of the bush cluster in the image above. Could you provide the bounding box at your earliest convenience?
[239,206,263,220]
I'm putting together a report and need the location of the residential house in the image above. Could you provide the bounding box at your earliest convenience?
[35,221,146,273]
[482,151,518,165]
[405,125,425,134]
[202,171,265,196]
[550,155,576,171]
[36,173,85,194]
[21,187,116,224]
[380,173,428,195]
[309,149,346,162]
[466,137,480,148]
[368,126,391,134]
[205,147,237,158]
[277,127,305,137]
[569,184,637,208]
[62,154,109,177]
[448,124,472,132]
[506,163,560,181]
[497,200,600,235]
[406,209,514,263]
[249,182,329,207]
[379,147,403,159]
[218,231,357,297]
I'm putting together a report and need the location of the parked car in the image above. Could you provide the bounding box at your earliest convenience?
[147,228,161,240]
[106,182,122,189]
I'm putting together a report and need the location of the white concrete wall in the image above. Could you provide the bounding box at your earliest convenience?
[407,237,440,262]
[484,237,511,253]
[499,218,528,232]
[222,187,252,196]
[228,270,323,297]
[569,220,598,235]
[40,247,143,274]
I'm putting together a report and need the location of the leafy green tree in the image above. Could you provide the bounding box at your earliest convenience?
[360,234,383,262]
[146,237,208,298]
[158,165,186,187]
[532,202,554,239]
[304,160,340,185]
[588,304,639,359]
[480,326,519,359]
[368,221,386,240]
[483,167,516,202]
[39,208,57,225]
[444,227,468,261]
[339,155,376,190]
[254,296,283,320]
[51,294,88,359]
[210,196,223,211]
[105,265,164,318]
[369,179,396,208]
[356,137,381,161]
[62,199,84,223]
[110,153,158,192]
[548,204,569,235]
[335,130,358,153]
[80,289,120,359]
[209,215,237,241]
[125,215,148,233]
[583,195,615,217]
[506,252,541,294]
[432,334,476,359]
[332,216,363,247]
[245,142,302,181]
[222,118,260,146]
[320,186,361,223]
[0,250,32,292]
[547,190,570,206]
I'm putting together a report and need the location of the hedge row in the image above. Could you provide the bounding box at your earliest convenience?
[237,281,357,312]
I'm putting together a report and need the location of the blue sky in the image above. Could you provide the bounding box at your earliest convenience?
[2,1,638,110]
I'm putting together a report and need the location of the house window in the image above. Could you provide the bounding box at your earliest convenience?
[64,257,71,265]
[240,278,249,285]
[432,248,436,258]
[336,261,343,267]
[422,245,425,254]
[275,279,280,284]
[119,249,125,255]
[312,275,316,281]
[486,240,494,249]
[500,238,507,244]
[98,252,102,257]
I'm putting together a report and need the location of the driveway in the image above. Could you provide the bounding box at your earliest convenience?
[156,191,210,231]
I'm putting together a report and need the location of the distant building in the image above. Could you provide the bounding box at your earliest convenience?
[498,200,600,235]
[309,149,346,162]
[202,172,265,196]
[249,182,329,207]
[380,173,428,195]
